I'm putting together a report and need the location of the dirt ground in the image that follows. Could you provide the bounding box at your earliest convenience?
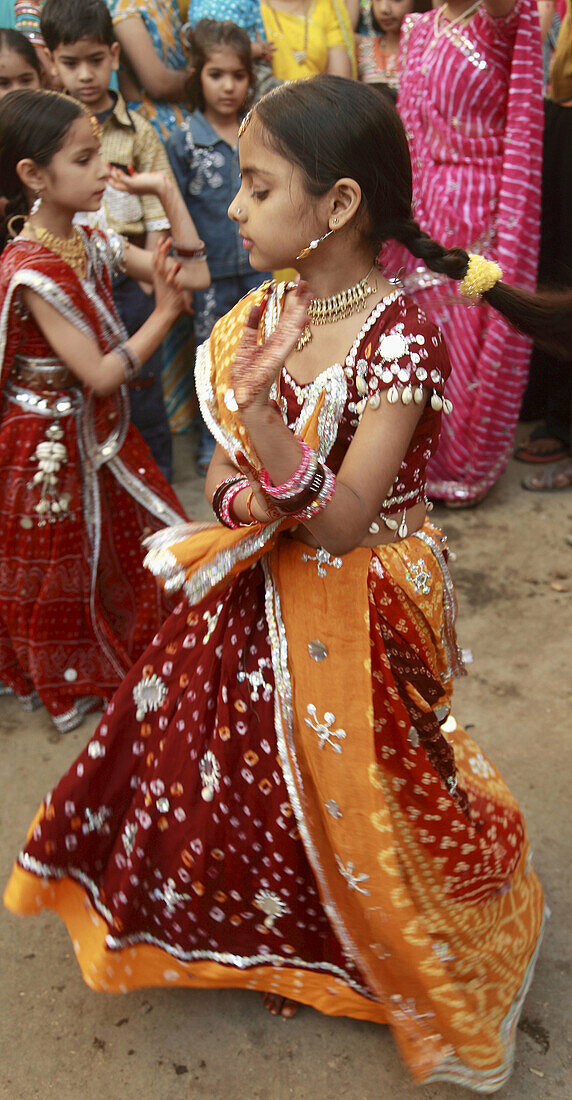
[1,429,571,1100]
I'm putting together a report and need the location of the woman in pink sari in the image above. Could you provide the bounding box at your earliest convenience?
[384,0,543,503]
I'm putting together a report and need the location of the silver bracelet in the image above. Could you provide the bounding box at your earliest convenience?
[115,342,141,383]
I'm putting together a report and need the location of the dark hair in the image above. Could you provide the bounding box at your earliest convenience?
[0,89,83,248]
[41,0,114,51]
[253,76,572,358]
[183,19,254,113]
[0,28,43,77]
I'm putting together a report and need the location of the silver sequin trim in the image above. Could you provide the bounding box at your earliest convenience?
[409,530,465,680]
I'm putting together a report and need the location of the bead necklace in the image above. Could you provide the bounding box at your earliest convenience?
[29,223,87,276]
[429,0,482,46]
[267,1,310,66]
[296,266,376,352]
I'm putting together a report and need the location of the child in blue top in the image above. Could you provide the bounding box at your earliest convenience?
[186,0,279,98]
[167,19,271,475]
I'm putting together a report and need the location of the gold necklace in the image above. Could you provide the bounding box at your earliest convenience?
[268,1,310,66]
[296,266,376,352]
[29,223,87,276]
[430,0,482,45]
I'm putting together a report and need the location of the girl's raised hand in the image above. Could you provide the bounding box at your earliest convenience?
[152,238,185,320]
[107,166,169,197]
[231,282,311,411]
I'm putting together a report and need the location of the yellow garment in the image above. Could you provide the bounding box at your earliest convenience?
[261,0,357,80]
[551,0,572,101]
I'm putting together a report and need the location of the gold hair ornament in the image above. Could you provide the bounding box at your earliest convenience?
[238,110,252,138]
[459,253,503,301]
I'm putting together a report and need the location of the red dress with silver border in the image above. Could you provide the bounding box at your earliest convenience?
[0,229,186,731]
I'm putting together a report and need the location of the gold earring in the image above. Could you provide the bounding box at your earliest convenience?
[331,217,339,226]
[296,227,336,261]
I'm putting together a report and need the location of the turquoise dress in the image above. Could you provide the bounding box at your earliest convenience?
[0,0,16,28]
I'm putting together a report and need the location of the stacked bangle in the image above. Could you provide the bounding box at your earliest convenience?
[212,445,337,531]
[259,438,336,522]
[115,342,141,383]
[211,475,253,529]
[259,441,316,503]
[296,466,336,520]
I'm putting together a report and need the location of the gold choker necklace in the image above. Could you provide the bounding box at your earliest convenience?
[29,224,87,276]
[296,266,376,352]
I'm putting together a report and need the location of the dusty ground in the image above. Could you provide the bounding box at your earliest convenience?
[1,429,571,1100]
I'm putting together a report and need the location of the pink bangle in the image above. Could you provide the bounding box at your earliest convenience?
[220,480,253,529]
[259,440,316,501]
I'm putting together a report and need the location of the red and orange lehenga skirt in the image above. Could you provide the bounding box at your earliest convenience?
[4,520,545,1092]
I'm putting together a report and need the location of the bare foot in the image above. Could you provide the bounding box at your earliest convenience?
[522,457,572,492]
[514,434,569,464]
[261,992,300,1018]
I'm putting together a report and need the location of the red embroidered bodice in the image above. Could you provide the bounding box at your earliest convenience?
[279,290,451,514]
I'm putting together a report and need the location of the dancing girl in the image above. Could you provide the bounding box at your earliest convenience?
[0,89,209,731]
[6,78,570,1089]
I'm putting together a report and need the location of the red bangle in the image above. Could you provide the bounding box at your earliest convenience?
[172,241,207,260]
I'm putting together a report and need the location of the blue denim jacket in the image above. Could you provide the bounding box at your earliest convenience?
[167,111,250,280]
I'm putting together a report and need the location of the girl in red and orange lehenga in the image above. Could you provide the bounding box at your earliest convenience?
[0,89,210,732]
[5,78,571,1090]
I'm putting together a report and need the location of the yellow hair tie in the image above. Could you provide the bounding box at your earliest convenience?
[459,254,503,301]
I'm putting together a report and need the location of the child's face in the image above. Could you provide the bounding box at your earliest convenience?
[372,0,414,33]
[0,49,41,99]
[29,113,109,216]
[200,46,250,120]
[51,36,119,112]
[229,119,327,272]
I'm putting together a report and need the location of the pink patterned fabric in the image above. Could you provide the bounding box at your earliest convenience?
[384,0,543,502]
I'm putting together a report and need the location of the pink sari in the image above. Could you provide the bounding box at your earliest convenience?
[383,0,543,503]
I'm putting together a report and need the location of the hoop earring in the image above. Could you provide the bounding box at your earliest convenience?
[29,193,42,216]
[296,227,336,261]
[6,213,27,238]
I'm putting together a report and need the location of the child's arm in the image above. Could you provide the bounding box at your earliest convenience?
[21,239,186,396]
[113,15,189,102]
[342,0,361,30]
[134,119,177,288]
[109,168,210,291]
